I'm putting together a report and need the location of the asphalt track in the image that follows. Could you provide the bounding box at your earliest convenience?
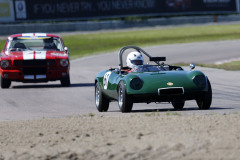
[1,40,240,121]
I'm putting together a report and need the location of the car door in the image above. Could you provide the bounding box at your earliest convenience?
[103,69,122,100]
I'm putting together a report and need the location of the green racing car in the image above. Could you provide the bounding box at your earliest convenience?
[95,46,212,113]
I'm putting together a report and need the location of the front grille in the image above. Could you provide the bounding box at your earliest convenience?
[14,60,56,66]
[158,87,184,95]
[23,68,47,75]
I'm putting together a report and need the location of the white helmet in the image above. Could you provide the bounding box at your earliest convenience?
[126,51,144,68]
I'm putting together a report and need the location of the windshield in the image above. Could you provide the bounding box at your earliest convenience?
[6,37,64,51]
[132,65,163,72]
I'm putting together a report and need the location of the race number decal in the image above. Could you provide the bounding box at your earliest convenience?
[103,71,111,90]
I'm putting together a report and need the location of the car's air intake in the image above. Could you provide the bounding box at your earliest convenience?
[158,87,184,95]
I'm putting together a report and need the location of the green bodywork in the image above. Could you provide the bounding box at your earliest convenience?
[95,68,208,102]
[95,46,209,104]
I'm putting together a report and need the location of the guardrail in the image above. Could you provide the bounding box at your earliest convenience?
[1,15,240,35]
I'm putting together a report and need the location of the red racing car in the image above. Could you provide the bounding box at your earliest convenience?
[0,33,70,88]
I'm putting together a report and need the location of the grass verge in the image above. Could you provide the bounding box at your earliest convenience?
[1,24,240,62]
[176,61,240,71]
[200,61,240,71]
[63,24,240,59]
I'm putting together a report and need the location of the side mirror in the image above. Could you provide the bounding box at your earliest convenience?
[190,63,195,71]
[114,68,121,75]
[64,47,69,53]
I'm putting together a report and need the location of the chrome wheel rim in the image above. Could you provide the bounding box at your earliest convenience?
[95,86,100,107]
[118,87,123,107]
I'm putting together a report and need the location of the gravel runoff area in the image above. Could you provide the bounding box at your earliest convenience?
[0,113,240,160]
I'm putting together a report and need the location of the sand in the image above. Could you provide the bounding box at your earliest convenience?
[0,113,240,160]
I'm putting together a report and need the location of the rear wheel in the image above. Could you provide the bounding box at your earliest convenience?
[1,76,11,89]
[118,81,133,113]
[61,75,70,87]
[95,82,109,112]
[196,79,212,110]
[172,101,185,110]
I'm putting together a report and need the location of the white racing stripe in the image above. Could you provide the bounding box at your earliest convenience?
[22,51,46,60]
[35,33,47,37]
[22,33,34,37]
[24,75,34,79]
[24,75,46,80]
[22,33,47,37]
[23,51,34,60]
[36,75,46,79]
[35,51,46,59]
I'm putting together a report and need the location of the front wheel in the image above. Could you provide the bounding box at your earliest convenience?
[95,82,109,112]
[118,81,133,113]
[60,75,70,87]
[196,78,212,110]
[172,101,185,110]
[1,76,11,89]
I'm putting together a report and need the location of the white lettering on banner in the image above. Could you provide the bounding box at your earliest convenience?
[97,1,111,11]
[112,0,134,10]
[133,0,155,9]
[33,0,156,15]
[80,2,92,11]
[56,3,80,13]
[203,0,230,3]
[98,0,156,11]
[34,3,81,14]
[203,0,231,8]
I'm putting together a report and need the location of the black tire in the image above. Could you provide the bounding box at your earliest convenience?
[61,75,70,87]
[95,82,109,112]
[1,76,11,89]
[196,78,212,110]
[172,101,185,110]
[118,81,133,113]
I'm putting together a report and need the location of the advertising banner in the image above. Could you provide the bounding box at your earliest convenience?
[0,0,14,22]
[13,0,237,21]
[14,0,27,19]
[165,0,236,12]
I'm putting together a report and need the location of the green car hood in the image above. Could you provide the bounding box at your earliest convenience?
[125,70,207,94]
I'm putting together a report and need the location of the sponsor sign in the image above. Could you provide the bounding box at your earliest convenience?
[14,0,26,19]
[14,0,237,21]
[0,0,14,22]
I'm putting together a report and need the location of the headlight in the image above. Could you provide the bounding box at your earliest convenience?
[193,75,206,88]
[1,60,10,68]
[60,59,69,67]
[130,78,143,90]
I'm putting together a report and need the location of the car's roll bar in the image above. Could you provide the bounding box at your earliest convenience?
[118,46,166,69]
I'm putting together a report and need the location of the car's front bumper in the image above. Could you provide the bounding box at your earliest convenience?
[130,91,207,103]
[0,68,69,82]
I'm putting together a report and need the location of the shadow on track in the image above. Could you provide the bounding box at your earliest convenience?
[131,107,232,113]
[108,107,232,113]
[11,83,95,89]
[70,83,95,87]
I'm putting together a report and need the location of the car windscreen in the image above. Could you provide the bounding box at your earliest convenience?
[133,65,163,72]
[6,37,64,51]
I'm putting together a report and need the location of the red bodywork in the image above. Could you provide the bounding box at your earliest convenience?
[0,33,70,83]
